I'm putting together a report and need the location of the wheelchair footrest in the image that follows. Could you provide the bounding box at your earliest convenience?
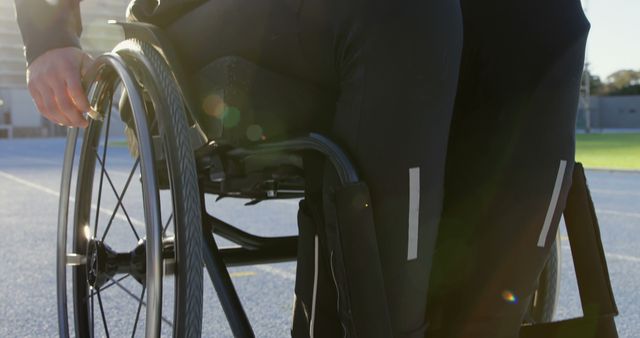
[519,163,619,338]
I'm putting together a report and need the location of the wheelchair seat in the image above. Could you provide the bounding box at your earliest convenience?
[185,56,338,202]
[114,21,335,189]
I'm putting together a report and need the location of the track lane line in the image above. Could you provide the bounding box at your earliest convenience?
[598,209,640,219]
[606,253,640,263]
[0,169,144,228]
[0,170,61,197]
[591,189,640,197]
[561,244,640,263]
[1,169,296,280]
[255,265,296,281]
[229,271,257,278]
[2,155,131,177]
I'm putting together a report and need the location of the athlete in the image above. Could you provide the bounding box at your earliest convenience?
[15,0,589,337]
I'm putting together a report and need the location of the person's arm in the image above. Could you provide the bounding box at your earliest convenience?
[15,0,92,128]
[15,0,83,65]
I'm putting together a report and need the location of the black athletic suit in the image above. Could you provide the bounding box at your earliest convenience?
[15,0,588,337]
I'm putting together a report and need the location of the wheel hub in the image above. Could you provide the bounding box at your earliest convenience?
[85,239,147,288]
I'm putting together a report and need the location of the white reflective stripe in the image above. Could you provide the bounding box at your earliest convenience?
[537,160,568,247]
[408,167,420,260]
[310,235,319,338]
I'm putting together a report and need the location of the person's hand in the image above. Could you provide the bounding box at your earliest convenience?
[26,47,94,128]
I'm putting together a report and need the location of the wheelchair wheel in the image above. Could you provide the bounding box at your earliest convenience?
[57,39,203,337]
[524,233,561,324]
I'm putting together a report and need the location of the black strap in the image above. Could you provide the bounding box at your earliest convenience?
[520,163,618,338]
[520,315,618,338]
[323,178,395,338]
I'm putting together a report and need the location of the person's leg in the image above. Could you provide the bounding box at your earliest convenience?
[163,0,341,143]
[427,1,590,337]
[320,0,463,336]
[163,0,336,88]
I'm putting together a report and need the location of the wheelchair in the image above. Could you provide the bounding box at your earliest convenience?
[56,21,570,338]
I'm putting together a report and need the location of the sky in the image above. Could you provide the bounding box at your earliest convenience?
[583,0,640,79]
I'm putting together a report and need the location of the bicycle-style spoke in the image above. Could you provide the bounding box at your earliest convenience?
[96,289,111,338]
[86,274,131,302]
[91,292,95,338]
[150,116,158,131]
[94,153,141,241]
[99,112,157,243]
[162,213,174,235]
[101,158,140,241]
[131,286,146,338]
[109,276,174,327]
[94,104,113,236]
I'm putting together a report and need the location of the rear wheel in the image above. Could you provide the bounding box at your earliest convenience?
[58,39,203,337]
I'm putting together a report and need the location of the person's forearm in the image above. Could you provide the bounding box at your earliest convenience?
[15,0,83,65]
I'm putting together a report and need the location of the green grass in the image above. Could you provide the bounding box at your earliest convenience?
[108,140,128,147]
[576,133,640,170]
[108,133,638,170]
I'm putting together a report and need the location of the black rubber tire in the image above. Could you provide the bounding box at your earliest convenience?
[71,39,203,337]
[115,38,204,337]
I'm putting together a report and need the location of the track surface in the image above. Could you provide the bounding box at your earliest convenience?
[0,138,638,337]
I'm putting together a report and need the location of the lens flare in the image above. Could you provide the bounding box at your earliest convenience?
[501,290,518,304]
[222,106,241,128]
[246,124,264,142]
[83,225,91,240]
[202,94,225,118]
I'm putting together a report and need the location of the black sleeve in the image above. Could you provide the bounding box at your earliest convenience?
[14,0,83,65]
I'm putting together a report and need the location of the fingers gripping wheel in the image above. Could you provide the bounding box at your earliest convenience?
[57,39,203,337]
